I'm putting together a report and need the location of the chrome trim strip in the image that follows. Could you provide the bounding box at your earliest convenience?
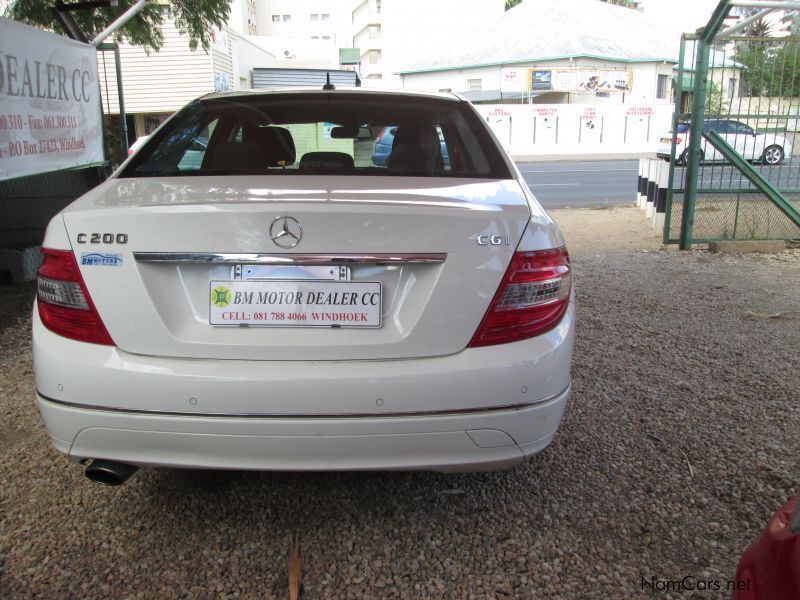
[133,252,447,265]
[37,387,568,419]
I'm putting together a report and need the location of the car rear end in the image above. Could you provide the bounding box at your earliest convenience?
[33,89,574,477]
[657,122,689,162]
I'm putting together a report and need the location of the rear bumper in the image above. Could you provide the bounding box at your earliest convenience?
[36,387,569,472]
[33,300,574,471]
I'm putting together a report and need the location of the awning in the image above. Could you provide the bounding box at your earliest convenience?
[673,73,694,93]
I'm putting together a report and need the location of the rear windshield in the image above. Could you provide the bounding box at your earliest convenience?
[676,123,690,133]
[120,93,512,179]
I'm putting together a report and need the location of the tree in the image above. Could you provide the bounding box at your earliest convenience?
[3,0,230,52]
[747,17,773,38]
[505,0,521,10]
[600,0,640,9]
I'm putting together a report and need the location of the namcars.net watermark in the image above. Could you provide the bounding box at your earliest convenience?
[642,575,751,594]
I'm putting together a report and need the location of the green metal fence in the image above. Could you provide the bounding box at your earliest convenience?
[664,0,800,247]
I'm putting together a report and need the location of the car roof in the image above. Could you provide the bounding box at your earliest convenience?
[200,87,464,103]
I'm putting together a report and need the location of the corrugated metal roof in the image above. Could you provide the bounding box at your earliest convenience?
[398,0,680,74]
[458,90,527,103]
[680,41,744,70]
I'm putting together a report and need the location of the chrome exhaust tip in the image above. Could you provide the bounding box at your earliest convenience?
[84,460,138,486]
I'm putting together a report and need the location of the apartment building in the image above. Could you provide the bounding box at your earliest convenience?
[244,0,504,85]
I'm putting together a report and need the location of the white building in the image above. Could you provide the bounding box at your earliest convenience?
[398,0,682,105]
[348,0,504,84]
[237,0,504,85]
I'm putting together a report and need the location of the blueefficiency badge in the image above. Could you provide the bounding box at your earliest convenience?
[80,253,123,267]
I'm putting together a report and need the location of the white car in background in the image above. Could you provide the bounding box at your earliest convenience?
[657,119,792,165]
[33,89,575,485]
[127,134,149,156]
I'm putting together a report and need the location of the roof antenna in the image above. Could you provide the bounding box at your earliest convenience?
[323,72,336,91]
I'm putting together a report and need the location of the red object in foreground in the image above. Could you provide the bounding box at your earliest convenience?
[733,494,800,600]
[37,248,115,346]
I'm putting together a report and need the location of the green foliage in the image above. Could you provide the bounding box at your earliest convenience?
[747,17,772,38]
[736,41,800,97]
[3,0,230,52]
[705,82,725,115]
[504,0,522,10]
[600,0,640,8]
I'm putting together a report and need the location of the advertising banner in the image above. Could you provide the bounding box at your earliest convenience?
[527,67,633,94]
[0,17,104,181]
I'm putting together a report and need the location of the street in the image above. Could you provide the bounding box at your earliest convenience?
[517,160,638,208]
[517,158,800,209]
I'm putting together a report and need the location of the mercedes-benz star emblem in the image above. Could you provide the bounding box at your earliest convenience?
[269,216,303,249]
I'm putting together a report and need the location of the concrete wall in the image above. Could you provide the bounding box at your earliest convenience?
[228,31,278,90]
[473,103,675,158]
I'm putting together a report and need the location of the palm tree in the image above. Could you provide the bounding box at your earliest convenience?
[748,17,773,38]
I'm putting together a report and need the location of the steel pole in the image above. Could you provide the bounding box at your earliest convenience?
[113,45,128,156]
[679,0,733,249]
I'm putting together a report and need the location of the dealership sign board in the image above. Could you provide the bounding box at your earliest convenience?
[527,67,633,94]
[0,17,103,181]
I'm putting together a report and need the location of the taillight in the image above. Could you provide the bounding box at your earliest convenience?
[469,247,572,347]
[675,137,683,144]
[37,248,115,345]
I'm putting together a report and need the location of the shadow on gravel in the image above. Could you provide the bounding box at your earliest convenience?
[0,282,34,337]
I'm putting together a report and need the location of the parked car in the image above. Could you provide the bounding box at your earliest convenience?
[732,493,800,599]
[656,119,792,165]
[33,89,574,485]
[372,125,450,168]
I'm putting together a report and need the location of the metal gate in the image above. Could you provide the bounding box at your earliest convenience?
[664,0,800,248]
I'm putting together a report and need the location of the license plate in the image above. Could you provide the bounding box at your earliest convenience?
[209,280,382,327]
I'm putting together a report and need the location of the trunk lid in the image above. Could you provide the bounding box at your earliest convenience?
[63,175,530,360]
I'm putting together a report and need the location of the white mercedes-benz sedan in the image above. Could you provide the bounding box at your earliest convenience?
[33,88,575,485]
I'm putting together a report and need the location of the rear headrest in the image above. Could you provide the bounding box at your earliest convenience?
[387,126,442,175]
[299,151,355,172]
[206,141,269,171]
[257,126,296,166]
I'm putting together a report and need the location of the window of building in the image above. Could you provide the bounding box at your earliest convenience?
[282,14,291,22]
[467,79,482,92]
[369,50,381,64]
[321,13,330,20]
[321,35,331,40]
[272,15,280,22]
[369,25,381,39]
[656,74,668,99]
[311,35,319,39]
[439,88,452,93]
[310,13,319,21]
[159,5,171,17]
[375,0,382,13]
[728,77,736,99]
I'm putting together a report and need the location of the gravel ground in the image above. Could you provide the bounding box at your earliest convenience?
[2,206,799,599]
